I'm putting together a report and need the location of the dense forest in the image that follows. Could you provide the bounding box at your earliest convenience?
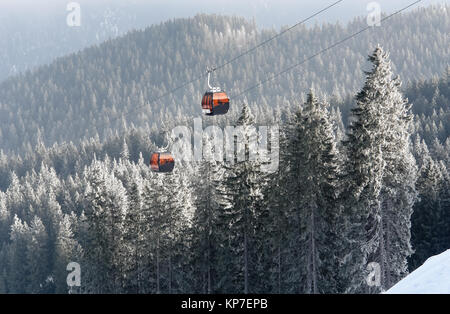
[0,6,448,294]
[0,48,448,293]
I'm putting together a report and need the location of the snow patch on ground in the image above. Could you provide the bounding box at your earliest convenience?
[386,249,450,294]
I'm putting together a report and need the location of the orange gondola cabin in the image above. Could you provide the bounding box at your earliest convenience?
[201,91,230,116]
[150,153,175,173]
[202,69,230,116]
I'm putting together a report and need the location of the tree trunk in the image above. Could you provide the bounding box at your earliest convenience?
[278,240,281,294]
[244,226,248,294]
[156,236,160,294]
[379,198,386,292]
[311,205,318,294]
[169,255,172,294]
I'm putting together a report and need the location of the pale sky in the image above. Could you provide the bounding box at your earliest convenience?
[1,0,448,28]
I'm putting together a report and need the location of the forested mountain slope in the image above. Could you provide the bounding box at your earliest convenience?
[0,1,179,83]
[0,6,448,154]
[0,72,447,191]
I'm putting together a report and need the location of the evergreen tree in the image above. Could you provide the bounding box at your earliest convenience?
[140,170,191,294]
[6,216,31,293]
[54,214,82,293]
[262,123,291,294]
[83,158,127,293]
[342,46,418,292]
[120,162,145,293]
[342,47,390,293]
[121,139,130,160]
[0,191,10,244]
[26,216,50,293]
[191,139,226,293]
[376,48,417,290]
[218,104,265,293]
[284,91,342,293]
[140,174,160,293]
[409,154,444,270]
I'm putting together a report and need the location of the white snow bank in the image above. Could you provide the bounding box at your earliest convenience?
[386,249,450,294]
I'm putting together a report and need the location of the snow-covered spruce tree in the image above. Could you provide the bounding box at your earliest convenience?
[121,139,130,160]
[377,47,417,290]
[116,160,145,293]
[5,216,31,293]
[283,91,341,293]
[165,167,195,293]
[342,46,417,293]
[191,139,226,293]
[217,104,266,294]
[0,192,9,292]
[0,246,8,292]
[53,214,82,293]
[0,191,10,245]
[83,158,128,293]
[437,163,450,258]
[33,164,65,291]
[409,154,444,271]
[141,167,191,294]
[410,136,449,271]
[25,216,49,293]
[112,157,161,293]
[261,121,291,294]
[140,173,160,293]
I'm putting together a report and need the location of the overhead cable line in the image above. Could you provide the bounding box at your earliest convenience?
[111,0,345,125]
[231,0,423,99]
